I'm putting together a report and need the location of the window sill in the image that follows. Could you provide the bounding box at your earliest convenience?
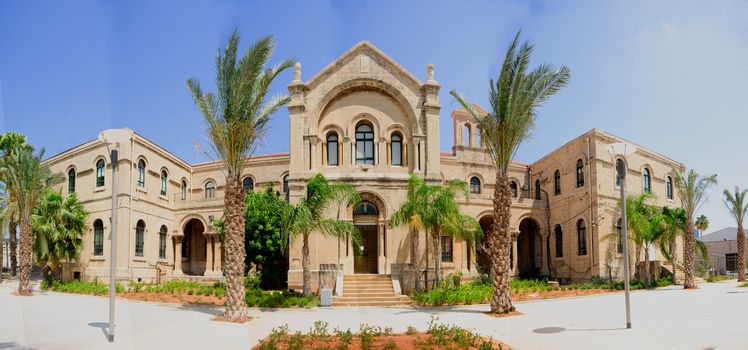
[135,187,147,195]
[90,256,106,261]
[158,194,169,201]
[93,187,107,194]
[133,257,146,262]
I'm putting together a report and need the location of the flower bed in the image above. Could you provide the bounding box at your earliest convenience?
[253,318,509,350]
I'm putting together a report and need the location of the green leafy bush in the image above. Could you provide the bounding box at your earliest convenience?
[42,278,124,295]
[706,275,736,283]
[244,288,319,308]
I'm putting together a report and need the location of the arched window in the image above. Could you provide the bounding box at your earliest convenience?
[327,133,339,166]
[616,218,624,253]
[137,159,146,188]
[463,124,471,146]
[391,133,402,166]
[159,225,167,259]
[355,123,374,165]
[475,127,482,148]
[160,170,168,195]
[643,167,651,192]
[96,159,105,187]
[554,169,561,195]
[204,181,215,199]
[135,220,145,257]
[353,201,379,216]
[93,219,104,256]
[67,168,76,194]
[576,159,585,187]
[535,179,541,200]
[615,159,624,187]
[666,176,673,200]
[470,176,481,194]
[181,180,187,200]
[577,219,587,256]
[510,181,518,198]
[554,224,563,257]
[243,177,254,192]
[282,175,289,193]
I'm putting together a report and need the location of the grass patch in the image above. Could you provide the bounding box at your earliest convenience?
[705,275,736,283]
[42,278,124,295]
[128,280,225,297]
[739,282,748,288]
[411,276,673,306]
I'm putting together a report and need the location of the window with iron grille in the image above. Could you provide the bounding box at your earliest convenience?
[135,220,145,257]
[93,219,104,256]
[441,236,453,262]
[159,226,167,259]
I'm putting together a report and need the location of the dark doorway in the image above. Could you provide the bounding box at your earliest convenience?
[354,225,378,273]
[517,218,541,279]
[477,216,494,274]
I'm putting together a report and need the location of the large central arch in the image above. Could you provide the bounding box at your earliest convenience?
[517,217,542,279]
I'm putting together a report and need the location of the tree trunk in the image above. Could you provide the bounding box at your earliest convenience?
[683,219,697,289]
[222,179,247,320]
[670,238,678,285]
[411,227,421,292]
[302,233,311,296]
[18,220,32,294]
[644,245,651,289]
[489,172,514,314]
[434,228,441,286]
[737,226,746,282]
[10,220,17,277]
[634,244,641,280]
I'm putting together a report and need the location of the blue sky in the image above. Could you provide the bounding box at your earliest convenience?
[1,0,747,232]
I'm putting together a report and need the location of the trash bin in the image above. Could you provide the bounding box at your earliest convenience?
[320,287,333,307]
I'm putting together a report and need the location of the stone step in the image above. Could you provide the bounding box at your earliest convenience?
[334,296,407,302]
[343,282,392,288]
[343,287,394,293]
[332,300,411,307]
[342,292,397,297]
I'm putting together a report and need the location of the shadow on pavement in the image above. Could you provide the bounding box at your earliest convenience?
[0,341,38,350]
[533,326,626,334]
[87,322,110,341]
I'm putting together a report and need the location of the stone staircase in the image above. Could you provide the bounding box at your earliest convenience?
[332,274,410,307]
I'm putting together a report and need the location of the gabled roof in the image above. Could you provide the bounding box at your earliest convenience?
[305,41,423,88]
[699,227,739,243]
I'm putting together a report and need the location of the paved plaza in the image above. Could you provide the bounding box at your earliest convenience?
[1,281,746,350]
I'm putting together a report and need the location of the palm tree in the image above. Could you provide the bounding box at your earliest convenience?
[1,147,61,294]
[283,174,361,296]
[31,189,88,282]
[187,31,294,320]
[623,192,655,280]
[449,31,569,314]
[660,207,686,284]
[391,173,430,292]
[695,215,709,235]
[723,187,747,282]
[0,131,33,276]
[421,180,481,286]
[641,213,665,288]
[673,169,717,289]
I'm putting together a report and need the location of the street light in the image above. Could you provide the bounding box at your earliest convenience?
[608,142,637,329]
[97,129,131,342]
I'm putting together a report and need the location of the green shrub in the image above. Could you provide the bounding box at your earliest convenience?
[244,288,319,308]
[706,275,735,283]
[43,279,124,295]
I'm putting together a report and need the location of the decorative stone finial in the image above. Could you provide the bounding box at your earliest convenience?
[427,63,434,81]
[294,62,301,81]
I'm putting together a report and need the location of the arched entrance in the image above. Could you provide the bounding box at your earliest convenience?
[353,201,380,274]
[182,219,207,275]
[517,218,541,279]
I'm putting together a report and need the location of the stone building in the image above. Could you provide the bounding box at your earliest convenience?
[43,41,684,290]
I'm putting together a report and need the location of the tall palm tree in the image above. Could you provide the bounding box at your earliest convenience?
[673,169,717,289]
[0,131,33,276]
[422,180,481,286]
[660,207,686,284]
[695,215,709,235]
[1,147,61,294]
[723,186,747,282]
[283,174,361,296]
[391,173,430,292]
[450,31,569,314]
[187,31,294,320]
[641,213,665,288]
[623,192,655,280]
[31,189,88,282]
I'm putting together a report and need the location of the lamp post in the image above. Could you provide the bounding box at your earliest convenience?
[98,129,131,342]
[608,142,636,329]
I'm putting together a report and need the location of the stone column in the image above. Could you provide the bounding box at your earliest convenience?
[173,235,183,276]
[378,223,386,274]
[511,231,520,277]
[213,237,223,276]
[461,240,469,275]
[540,231,550,276]
[205,235,214,271]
